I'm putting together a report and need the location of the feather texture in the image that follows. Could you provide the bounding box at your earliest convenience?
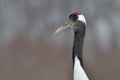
[74,56,89,80]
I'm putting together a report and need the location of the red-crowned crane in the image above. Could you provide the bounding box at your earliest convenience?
[55,12,89,80]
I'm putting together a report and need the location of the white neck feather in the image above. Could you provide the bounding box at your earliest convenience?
[78,15,87,26]
[74,56,89,80]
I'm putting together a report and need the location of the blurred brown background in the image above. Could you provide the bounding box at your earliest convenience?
[0,0,120,80]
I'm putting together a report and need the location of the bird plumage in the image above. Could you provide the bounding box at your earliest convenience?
[74,56,89,80]
[55,11,89,80]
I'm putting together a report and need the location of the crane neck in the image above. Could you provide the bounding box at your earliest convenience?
[72,29,85,68]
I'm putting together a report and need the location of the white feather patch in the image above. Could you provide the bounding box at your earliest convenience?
[78,15,87,26]
[74,56,89,80]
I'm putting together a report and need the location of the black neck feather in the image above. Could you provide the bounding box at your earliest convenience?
[72,25,86,68]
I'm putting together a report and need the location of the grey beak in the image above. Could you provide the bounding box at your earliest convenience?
[54,20,74,33]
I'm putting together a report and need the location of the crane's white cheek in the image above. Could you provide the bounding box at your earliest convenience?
[78,15,87,26]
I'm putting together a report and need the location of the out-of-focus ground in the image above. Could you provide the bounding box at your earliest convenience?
[0,0,120,80]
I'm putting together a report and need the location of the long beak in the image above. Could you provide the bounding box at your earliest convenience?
[54,20,74,33]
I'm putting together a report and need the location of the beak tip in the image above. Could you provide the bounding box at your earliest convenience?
[54,31,57,34]
[54,28,62,34]
[54,30,58,34]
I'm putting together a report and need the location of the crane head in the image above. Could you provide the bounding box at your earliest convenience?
[55,11,87,33]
